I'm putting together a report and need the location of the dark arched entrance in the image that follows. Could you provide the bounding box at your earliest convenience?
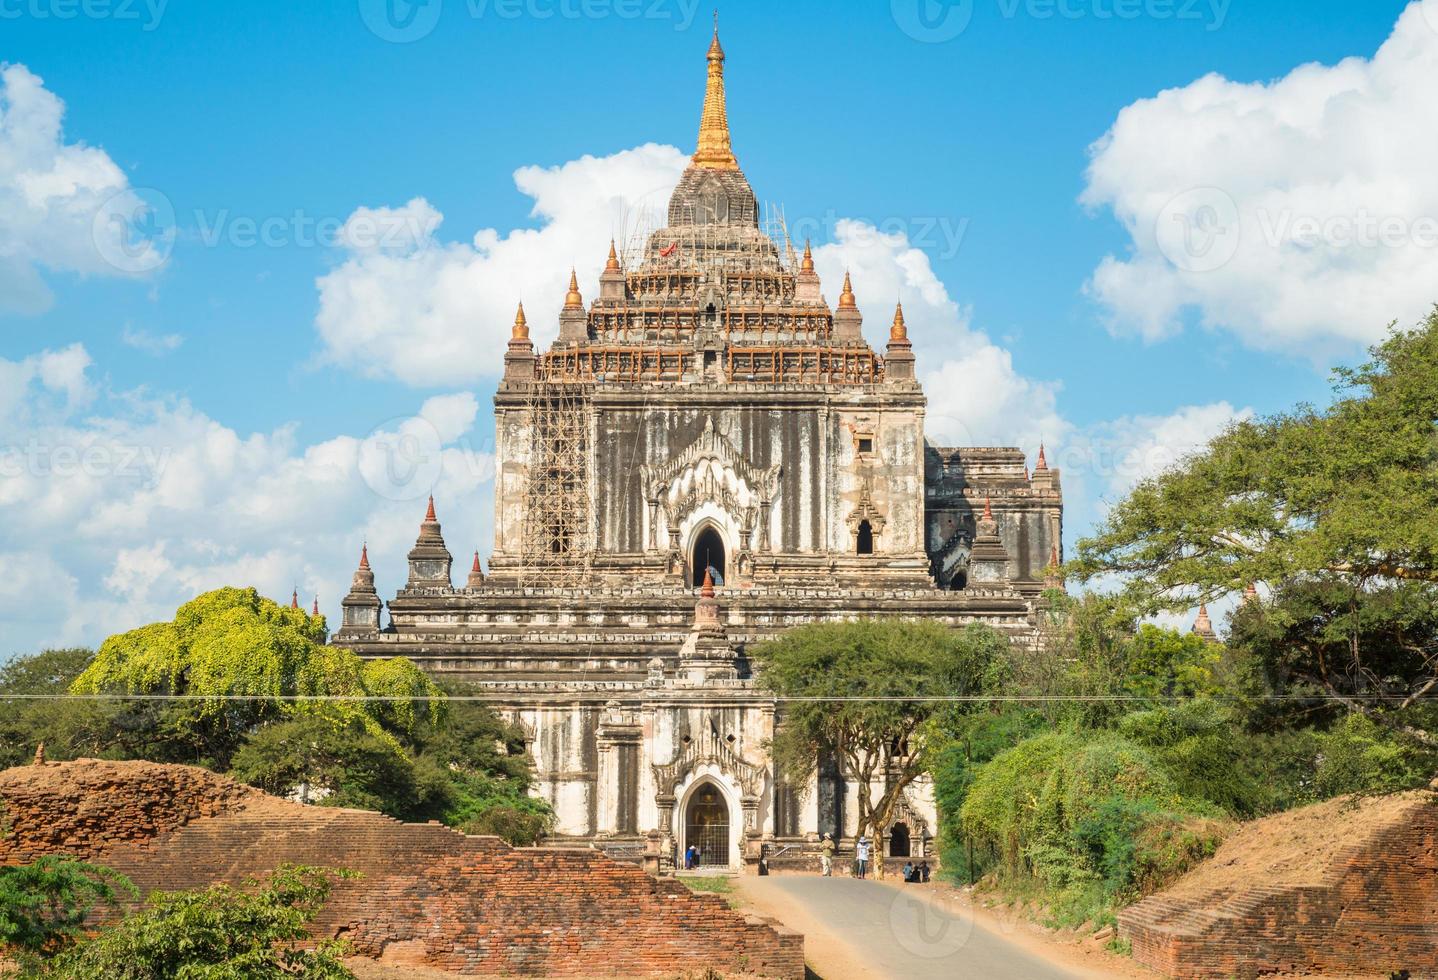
[889,822,911,858]
[857,520,874,555]
[691,526,725,587]
[684,782,731,868]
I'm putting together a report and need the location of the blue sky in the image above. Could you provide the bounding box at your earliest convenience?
[2,0,1434,652]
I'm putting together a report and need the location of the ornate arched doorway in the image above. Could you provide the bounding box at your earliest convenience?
[857,520,874,555]
[888,821,912,858]
[683,781,731,869]
[690,524,726,587]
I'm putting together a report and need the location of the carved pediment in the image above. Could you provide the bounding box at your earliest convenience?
[846,485,888,535]
[653,727,765,799]
[641,416,780,503]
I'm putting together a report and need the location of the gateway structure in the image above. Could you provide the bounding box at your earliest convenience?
[338,30,1062,872]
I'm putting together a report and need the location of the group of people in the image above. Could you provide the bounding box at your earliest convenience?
[817,833,930,881]
[901,860,932,883]
[683,844,704,870]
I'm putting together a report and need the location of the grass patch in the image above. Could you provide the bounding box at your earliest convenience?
[679,875,740,909]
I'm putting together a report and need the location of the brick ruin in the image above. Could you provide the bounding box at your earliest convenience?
[1119,789,1438,979]
[0,760,804,978]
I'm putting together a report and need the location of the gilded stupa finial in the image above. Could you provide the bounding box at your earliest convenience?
[605,239,620,272]
[511,302,529,341]
[801,239,814,273]
[838,271,856,310]
[564,269,583,309]
[889,301,908,343]
[693,17,738,171]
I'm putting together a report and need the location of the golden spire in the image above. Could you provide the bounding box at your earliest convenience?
[801,239,814,273]
[889,301,908,343]
[605,239,620,272]
[511,302,529,341]
[692,18,739,171]
[838,271,856,310]
[564,268,583,308]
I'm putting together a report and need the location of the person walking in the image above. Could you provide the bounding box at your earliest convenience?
[855,835,871,879]
[820,833,835,877]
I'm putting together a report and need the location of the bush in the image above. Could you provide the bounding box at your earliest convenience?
[1314,713,1432,798]
[37,864,354,979]
[960,729,1228,924]
[0,857,135,958]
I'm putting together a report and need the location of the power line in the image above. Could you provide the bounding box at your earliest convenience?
[0,693,1426,704]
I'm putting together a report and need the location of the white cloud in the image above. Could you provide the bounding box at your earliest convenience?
[0,345,494,656]
[811,218,1069,452]
[0,63,165,313]
[1057,401,1252,549]
[120,325,183,355]
[1082,1,1438,354]
[314,144,690,385]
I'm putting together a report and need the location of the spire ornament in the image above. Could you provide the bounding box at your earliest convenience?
[605,239,621,272]
[692,20,739,171]
[564,269,583,309]
[838,271,856,310]
[889,301,910,345]
[511,302,530,342]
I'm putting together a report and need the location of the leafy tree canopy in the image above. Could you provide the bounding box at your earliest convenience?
[1228,575,1438,748]
[68,588,443,767]
[755,619,1011,866]
[1071,314,1438,610]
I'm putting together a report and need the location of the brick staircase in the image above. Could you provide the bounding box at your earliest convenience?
[1119,790,1438,978]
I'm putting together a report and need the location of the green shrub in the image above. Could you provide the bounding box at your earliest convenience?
[961,729,1229,925]
[1314,713,1431,797]
[37,864,354,979]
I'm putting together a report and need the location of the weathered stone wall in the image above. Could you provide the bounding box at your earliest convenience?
[0,761,804,979]
[1119,790,1438,979]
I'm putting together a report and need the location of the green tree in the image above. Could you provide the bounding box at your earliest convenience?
[228,714,419,813]
[70,588,443,769]
[0,650,113,769]
[1072,314,1438,603]
[0,857,135,959]
[754,619,1010,874]
[37,865,354,979]
[228,685,554,844]
[1228,576,1438,750]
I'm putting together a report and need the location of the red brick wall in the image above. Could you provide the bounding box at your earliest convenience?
[0,761,804,978]
[1119,791,1438,979]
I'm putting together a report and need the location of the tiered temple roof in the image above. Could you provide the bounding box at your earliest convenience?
[520,25,895,388]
